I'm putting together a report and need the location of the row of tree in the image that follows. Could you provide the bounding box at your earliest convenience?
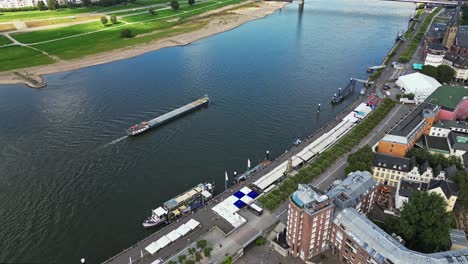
[407,148,462,169]
[344,145,373,175]
[257,98,396,211]
[421,64,456,84]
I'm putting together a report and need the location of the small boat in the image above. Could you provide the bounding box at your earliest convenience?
[127,121,150,136]
[143,207,168,228]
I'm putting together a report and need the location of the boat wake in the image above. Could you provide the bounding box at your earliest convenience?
[103,136,127,147]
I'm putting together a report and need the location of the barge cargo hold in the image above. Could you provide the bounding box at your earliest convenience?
[128,96,210,136]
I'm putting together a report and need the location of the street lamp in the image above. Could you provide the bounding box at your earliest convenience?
[81,258,85,264]
[266,150,270,160]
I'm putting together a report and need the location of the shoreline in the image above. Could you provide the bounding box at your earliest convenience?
[0,1,289,88]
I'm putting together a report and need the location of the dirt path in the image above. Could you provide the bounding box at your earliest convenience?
[0,1,288,88]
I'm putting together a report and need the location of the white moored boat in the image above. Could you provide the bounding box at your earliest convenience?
[143,207,168,228]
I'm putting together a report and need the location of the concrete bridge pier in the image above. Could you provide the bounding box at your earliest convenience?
[298,0,304,11]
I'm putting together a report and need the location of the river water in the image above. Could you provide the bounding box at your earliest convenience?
[0,0,413,262]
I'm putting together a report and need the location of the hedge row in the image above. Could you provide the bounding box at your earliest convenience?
[257,98,396,211]
[398,7,441,63]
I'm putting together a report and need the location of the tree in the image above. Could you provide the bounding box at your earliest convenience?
[101,16,108,26]
[255,236,266,246]
[195,252,202,262]
[37,0,46,10]
[188,247,196,256]
[110,14,117,24]
[46,0,56,10]
[188,0,195,5]
[129,0,136,2]
[82,0,92,6]
[203,247,212,257]
[384,191,451,253]
[221,256,233,264]
[149,7,156,15]
[421,65,437,79]
[196,239,207,249]
[121,28,133,38]
[437,65,455,83]
[171,0,179,10]
[168,261,177,264]
[185,260,195,264]
[178,254,186,263]
[456,171,468,208]
[66,0,74,8]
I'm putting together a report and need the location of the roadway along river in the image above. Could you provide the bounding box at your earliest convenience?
[0,0,413,262]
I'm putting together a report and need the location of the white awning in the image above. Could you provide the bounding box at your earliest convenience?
[186,219,200,230]
[156,236,171,248]
[166,229,182,242]
[145,242,161,254]
[201,190,212,199]
[177,224,191,236]
[153,207,168,217]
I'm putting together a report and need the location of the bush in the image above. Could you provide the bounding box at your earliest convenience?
[398,55,410,63]
[368,69,382,81]
[195,252,202,262]
[121,28,133,38]
[188,0,195,5]
[171,0,179,10]
[100,16,108,26]
[149,7,156,15]
[110,14,118,24]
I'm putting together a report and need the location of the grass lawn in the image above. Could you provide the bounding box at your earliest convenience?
[0,7,101,23]
[97,0,170,13]
[25,15,101,28]
[0,35,12,46]
[0,45,55,71]
[34,21,206,59]
[12,21,123,44]
[0,23,16,32]
[1,0,249,71]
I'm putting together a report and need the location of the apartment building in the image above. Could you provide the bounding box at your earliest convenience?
[0,0,38,8]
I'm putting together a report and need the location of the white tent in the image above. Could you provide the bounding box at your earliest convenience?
[145,242,161,254]
[166,229,182,242]
[240,195,253,204]
[156,236,171,248]
[396,72,441,101]
[186,219,200,230]
[176,224,191,236]
[240,186,252,194]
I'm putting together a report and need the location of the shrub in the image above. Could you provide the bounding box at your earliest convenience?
[171,0,179,10]
[110,14,117,24]
[188,0,195,5]
[149,7,156,15]
[121,28,133,38]
[100,16,108,26]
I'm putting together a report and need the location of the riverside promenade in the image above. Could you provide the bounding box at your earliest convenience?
[103,92,378,264]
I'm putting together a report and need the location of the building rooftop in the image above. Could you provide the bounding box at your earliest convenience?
[434,120,468,131]
[334,208,468,264]
[387,102,439,137]
[424,135,451,152]
[397,179,428,199]
[457,26,468,49]
[428,179,459,199]
[425,86,468,111]
[372,153,414,172]
[326,171,377,209]
[292,184,328,208]
[450,229,468,250]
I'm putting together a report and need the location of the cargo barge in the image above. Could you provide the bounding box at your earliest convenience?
[128,96,210,136]
[142,182,214,228]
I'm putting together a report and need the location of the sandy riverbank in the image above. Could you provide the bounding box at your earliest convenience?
[0,1,288,88]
